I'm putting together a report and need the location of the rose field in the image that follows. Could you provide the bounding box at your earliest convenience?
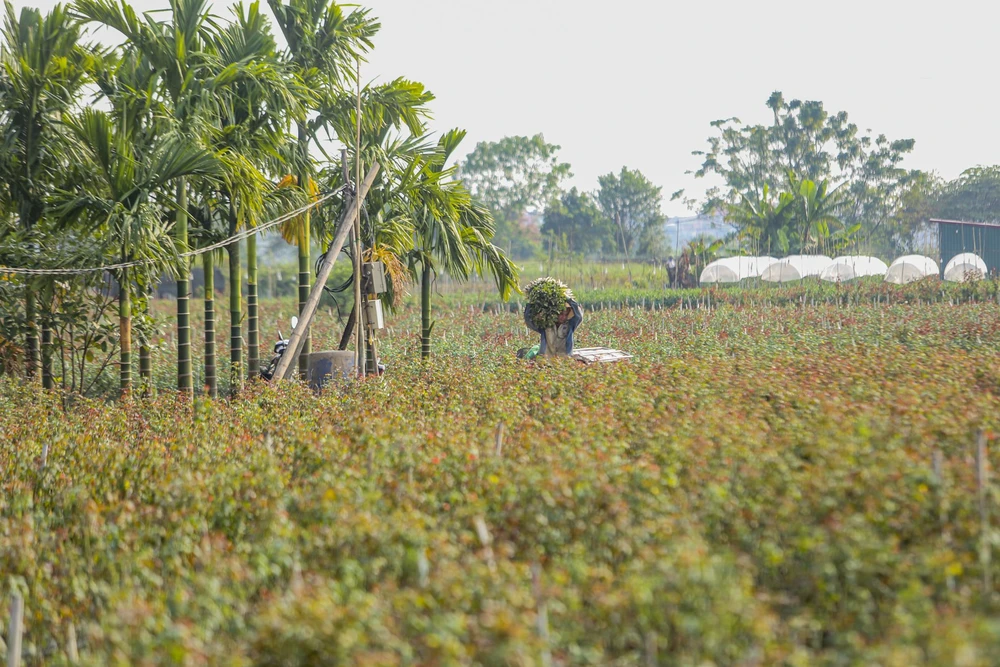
[3,287,1000,665]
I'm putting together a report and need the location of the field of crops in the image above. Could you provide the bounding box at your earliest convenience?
[4,293,1000,664]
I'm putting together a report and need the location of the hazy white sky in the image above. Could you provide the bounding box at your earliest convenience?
[23,0,1000,214]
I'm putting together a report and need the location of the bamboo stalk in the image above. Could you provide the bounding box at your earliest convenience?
[247,232,259,377]
[204,252,217,397]
[354,57,365,378]
[976,431,992,598]
[176,179,192,396]
[296,124,311,381]
[8,593,23,667]
[25,289,37,381]
[119,268,131,395]
[139,284,152,397]
[228,240,243,396]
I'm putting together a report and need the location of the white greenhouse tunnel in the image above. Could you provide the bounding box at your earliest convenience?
[884,255,940,285]
[699,256,779,284]
[819,256,889,282]
[760,255,833,283]
[943,253,988,282]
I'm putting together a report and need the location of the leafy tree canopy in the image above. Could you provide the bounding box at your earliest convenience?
[597,167,666,258]
[541,188,610,255]
[688,92,920,256]
[460,134,571,222]
[937,166,1000,223]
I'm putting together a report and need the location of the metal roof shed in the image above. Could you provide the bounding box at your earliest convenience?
[931,219,1000,278]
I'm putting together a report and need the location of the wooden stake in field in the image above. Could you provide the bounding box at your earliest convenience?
[7,593,23,667]
[975,431,992,598]
[531,563,552,667]
[353,57,365,379]
[494,422,505,457]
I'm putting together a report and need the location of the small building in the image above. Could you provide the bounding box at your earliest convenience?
[931,219,1000,278]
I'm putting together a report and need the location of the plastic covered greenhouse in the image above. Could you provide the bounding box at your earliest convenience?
[885,255,939,285]
[699,256,778,284]
[760,255,833,283]
[819,256,889,282]
[944,252,987,282]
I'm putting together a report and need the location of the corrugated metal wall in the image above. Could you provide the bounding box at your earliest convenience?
[938,222,1000,277]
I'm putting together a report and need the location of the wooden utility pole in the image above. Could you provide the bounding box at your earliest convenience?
[273,164,381,381]
[354,57,365,378]
[616,212,633,284]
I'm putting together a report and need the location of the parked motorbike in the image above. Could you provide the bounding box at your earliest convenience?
[260,315,387,382]
[259,316,297,381]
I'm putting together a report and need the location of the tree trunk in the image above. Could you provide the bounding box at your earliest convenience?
[421,263,432,360]
[25,288,37,380]
[204,251,217,398]
[338,303,357,351]
[41,303,53,390]
[228,240,243,396]
[139,285,152,397]
[119,269,131,396]
[247,231,259,378]
[296,124,311,380]
[176,179,192,396]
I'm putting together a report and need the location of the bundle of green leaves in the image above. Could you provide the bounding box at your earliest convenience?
[525,277,575,329]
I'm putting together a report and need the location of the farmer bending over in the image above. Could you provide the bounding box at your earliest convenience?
[524,295,583,357]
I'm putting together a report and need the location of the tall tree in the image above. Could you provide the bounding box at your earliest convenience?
[205,0,304,393]
[690,91,918,255]
[268,0,377,378]
[728,183,796,255]
[0,1,88,386]
[937,167,1000,223]
[596,167,666,258]
[541,188,611,254]
[406,130,518,359]
[75,0,219,397]
[459,134,571,256]
[56,108,219,393]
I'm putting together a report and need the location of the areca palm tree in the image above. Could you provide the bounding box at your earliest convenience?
[403,130,518,359]
[268,0,378,377]
[313,76,434,354]
[75,0,221,396]
[90,42,171,391]
[202,0,304,392]
[56,108,220,393]
[0,1,89,387]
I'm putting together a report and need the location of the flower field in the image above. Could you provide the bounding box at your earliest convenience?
[3,296,1000,664]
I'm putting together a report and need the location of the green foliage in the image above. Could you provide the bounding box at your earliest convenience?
[596,167,666,258]
[4,297,1000,662]
[690,91,920,257]
[938,166,1000,223]
[524,276,574,329]
[459,134,572,257]
[541,187,611,254]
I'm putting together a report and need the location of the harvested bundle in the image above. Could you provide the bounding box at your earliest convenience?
[525,277,575,330]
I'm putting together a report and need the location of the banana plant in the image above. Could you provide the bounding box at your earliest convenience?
[730,183,795,256]
[788,172,845,253]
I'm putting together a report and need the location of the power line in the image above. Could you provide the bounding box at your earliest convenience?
[0,189,342,276]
